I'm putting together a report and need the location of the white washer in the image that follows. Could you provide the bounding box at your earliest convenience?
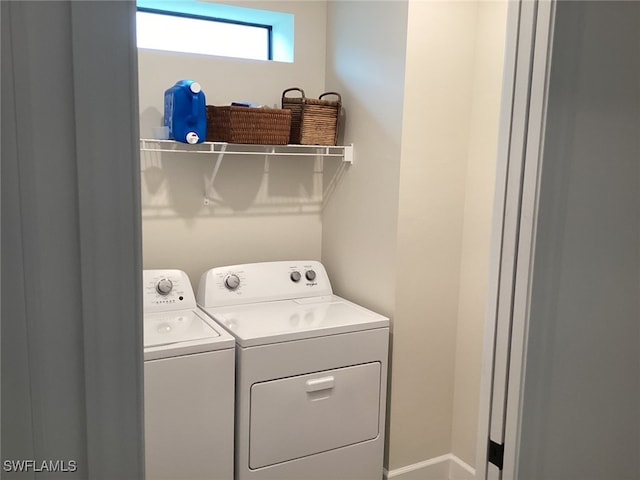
[143,269,235,480]
[197,261,389,480]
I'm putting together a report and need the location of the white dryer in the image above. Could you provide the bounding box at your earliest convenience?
[143,269,235,480]
[197,261,389,480]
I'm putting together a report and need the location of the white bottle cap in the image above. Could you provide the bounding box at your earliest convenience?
[190,82,202,94]
[186,132,199,144]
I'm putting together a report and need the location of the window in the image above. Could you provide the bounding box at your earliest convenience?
[136,1,294,63]
[137,10,271,60]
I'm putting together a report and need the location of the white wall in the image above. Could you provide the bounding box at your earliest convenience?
[452,0,508,467]
[322,1,406,319]
[322,0,406,465]
[323,0,507,472]
[138,1,328,283]
[392,0,478,468]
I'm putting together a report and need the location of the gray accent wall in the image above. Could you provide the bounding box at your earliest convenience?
[2,1,144,478]
[518,2,640,478]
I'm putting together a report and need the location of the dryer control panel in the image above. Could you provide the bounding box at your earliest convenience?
[197,261,333,308]
[143,269,197,313]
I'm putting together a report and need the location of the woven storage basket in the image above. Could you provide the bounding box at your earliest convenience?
[206,105,292,144]
[281,88,341,146]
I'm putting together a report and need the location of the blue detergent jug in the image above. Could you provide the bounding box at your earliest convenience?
[164,80,207,144]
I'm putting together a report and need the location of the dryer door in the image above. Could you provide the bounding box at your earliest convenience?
[249,362,381,469]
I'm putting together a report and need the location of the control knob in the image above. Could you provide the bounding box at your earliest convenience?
[305,270,316,281]
[156,278,173,295]
[225,274,241,290]
[290,271,302,282]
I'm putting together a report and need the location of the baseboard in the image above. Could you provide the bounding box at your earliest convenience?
[449,455,475,480]
[384,454,475,480]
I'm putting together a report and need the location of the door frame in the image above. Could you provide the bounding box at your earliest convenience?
[475,1,556,479]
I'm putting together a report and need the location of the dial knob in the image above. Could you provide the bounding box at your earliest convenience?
[305,270,316,281]
[290,271,302,282]
[156,278,173,295]
[224,274,241,290]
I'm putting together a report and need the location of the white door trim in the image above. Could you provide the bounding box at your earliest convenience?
[476,1,556,479]
[501,2,556,478]
[474,0,521,474]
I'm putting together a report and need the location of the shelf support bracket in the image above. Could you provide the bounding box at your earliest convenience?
[203,143,227,205]
[344,144,354,164]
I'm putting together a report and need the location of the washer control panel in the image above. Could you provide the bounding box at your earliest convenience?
[143,269,197,313]
[197,261,333,308]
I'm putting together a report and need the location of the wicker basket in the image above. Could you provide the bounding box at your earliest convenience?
[281,88,341,146]
[206,105,292,144]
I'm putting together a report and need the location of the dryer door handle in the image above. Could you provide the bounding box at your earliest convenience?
[305,376,335,392]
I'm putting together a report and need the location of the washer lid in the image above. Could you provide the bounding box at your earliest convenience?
[201,295,389,348]
[144,309,234,359]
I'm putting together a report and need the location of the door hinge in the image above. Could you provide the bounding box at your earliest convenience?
[488,439,504,470]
